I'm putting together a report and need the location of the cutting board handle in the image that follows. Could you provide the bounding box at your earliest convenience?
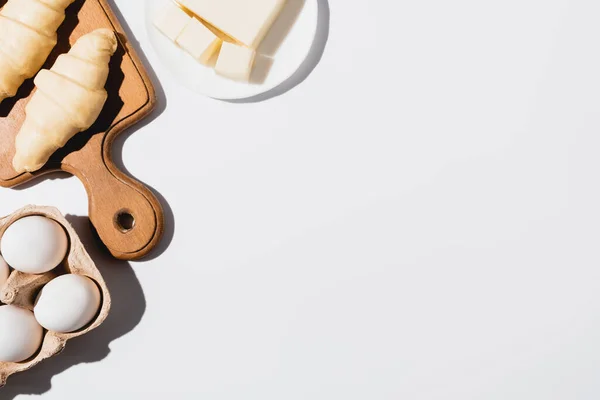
[65,146,164,260]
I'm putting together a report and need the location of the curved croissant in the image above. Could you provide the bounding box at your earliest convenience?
[0,0,75,101]
[13,29,118,173]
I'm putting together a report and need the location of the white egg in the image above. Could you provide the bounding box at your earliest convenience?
[1,216,69,274]
[0,255,9,289]
[34,274,101,333]
[0,305,44,363]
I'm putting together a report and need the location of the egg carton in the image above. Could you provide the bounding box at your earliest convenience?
[0,205,111,387]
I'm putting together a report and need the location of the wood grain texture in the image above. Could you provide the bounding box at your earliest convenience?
[0,0,164,260]
[0,205,111,387]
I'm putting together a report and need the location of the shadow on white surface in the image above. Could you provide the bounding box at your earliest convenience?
[228,0,330,103]
[107,0,168,128]
[1,216,146,399]
[107,0,175,261]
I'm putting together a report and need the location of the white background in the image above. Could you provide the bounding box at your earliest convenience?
[5,0,600,398]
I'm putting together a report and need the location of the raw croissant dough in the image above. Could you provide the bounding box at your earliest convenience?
[13,28,118,173]
[0,0,75,102]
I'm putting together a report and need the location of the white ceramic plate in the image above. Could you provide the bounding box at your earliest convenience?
[145,0,319,100]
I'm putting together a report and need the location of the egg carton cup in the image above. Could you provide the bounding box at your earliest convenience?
[0,205,111,387]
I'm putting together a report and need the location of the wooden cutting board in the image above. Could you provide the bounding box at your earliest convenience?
[0,0,164,260]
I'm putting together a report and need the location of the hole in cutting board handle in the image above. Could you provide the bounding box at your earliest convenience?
[115,210,136,232]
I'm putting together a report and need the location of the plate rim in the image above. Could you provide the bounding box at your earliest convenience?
[145,0,319,100]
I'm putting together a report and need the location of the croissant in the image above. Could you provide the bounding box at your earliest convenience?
[13,28,118,173]
[0,0,75,101]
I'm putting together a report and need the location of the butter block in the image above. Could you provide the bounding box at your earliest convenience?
[215,42,256,82]
[182,0,286,48]
[176,18,222,65]
[154,2,191,42]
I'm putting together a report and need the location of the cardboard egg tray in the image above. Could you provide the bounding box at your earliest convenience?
[0,205,110,387]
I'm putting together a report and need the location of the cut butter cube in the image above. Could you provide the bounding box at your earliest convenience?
[181,0,286,48]
[176,18,222,65]
[154,2,191,42]
[215,42,256,82]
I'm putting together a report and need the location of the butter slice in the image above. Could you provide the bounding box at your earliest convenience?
[154,2,191,42]
[182,0,286,48]
[215,42,256,82]
[176,18,222,65]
